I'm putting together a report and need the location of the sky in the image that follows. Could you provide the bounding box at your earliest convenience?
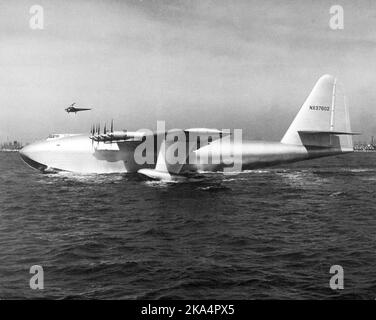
[0,0,376,143]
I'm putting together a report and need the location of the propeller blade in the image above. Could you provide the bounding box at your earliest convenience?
[104,123,107,135]
[111,119,114,132]
[90,124,94,146]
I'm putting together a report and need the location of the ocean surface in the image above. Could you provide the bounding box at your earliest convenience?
[0,151,375,299]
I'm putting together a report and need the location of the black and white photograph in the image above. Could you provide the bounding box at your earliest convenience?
[0,0,375,308]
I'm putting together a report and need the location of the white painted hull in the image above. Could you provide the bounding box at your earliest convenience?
[20,134,147,174]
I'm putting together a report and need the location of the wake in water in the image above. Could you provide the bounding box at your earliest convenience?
[39,171,143,185]
[36,165,376,188]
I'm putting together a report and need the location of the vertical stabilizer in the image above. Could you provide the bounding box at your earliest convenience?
[281,74,354,151]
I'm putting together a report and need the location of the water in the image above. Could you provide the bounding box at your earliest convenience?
[0,151,375,299]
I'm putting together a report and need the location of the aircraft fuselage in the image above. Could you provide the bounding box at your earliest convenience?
[19,134,350,174]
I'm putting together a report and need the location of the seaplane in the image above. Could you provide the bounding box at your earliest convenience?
[20,75,360,181]
[65,102,91,114]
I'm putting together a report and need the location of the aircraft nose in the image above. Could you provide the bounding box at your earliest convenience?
[19,143,48,171]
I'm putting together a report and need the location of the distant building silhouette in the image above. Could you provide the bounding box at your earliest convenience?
[0,140,23,151]
[354,136,376,152]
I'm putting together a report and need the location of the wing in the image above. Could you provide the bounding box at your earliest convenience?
[75,108,91,111]
[89,126,227,181]
[90,130,155,143]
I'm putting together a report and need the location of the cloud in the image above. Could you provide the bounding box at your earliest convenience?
[0,0,375,142]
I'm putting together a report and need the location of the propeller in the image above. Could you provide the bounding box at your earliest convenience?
[110,120,114,143]
[90,121,118,145]
[97,123,100,146]
[90,124,95,146]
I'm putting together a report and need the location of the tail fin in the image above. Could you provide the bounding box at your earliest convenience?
[281,74,356,151]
